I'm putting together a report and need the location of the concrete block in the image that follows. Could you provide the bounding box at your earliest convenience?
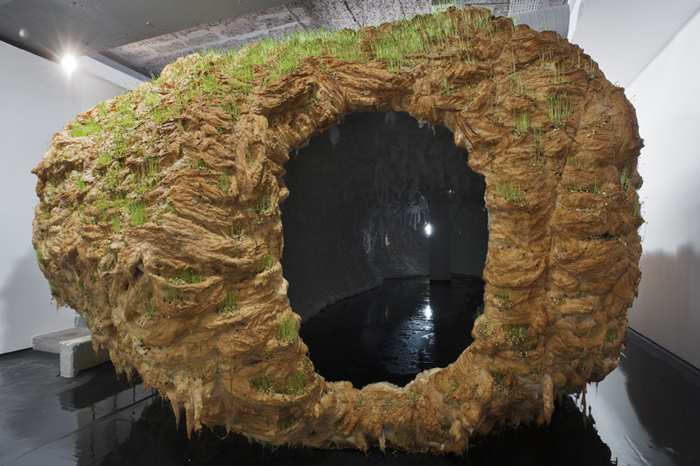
[74,314,88,328]
[59,335,110,378]
[33,327,91,353]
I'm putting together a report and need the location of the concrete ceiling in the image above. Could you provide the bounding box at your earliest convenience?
[0,0,567,80]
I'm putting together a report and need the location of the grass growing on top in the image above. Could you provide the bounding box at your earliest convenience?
[201,73,222,94]
[62,6,511,175]
[128,203,147,226]
[335,29,370,61]
[190,156,210,171]
[476,315,490,336]
[469,8,492,29]
[135,159,160,193]
[547,93,575,125]
[112,215,121,233]
[217,172,230,193]
[255,186,273,215]
[605,327,618,342]
[514,109,530,135]
[442,375,461,399]
[441,75,456,95]
[56,7,557,243]
[222,101,240,120]
[495,290,513,309]
[139,293,157,319]
[407,391,421,408]
[147,157,160,177]
[71,119,101,137]
[97,151,113,165]
[493,370,507,394]
[110,136,130,161]
[97,101,109,117]
[179,268,203,284]
[258,250,275,272]
[284,373,308,395]
[163,268,204,287]
[508,71,524,94]
[250,374,274,393]
[508,72,535,99]
[499,180,526,206]
[218,288,238,316]
[278,416,298,432]
[620,164,631,192]
[59,5,512,184]
[550,62,570,85]
[382,395,397,411]
[151,107,171,124]
[208,6,495,86]
[632,198,643,218]
[373,25,428,72]
[277,316,298,343]
[145,91,160,107]
[227,220,243,238]
[531,128,544,167]
[505,323,529,345]
[163,286,184,302]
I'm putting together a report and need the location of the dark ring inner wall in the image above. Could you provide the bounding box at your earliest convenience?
[280,111,489,384]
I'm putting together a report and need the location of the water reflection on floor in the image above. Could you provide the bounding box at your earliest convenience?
[300,276,484,387]
[1,278,699,465]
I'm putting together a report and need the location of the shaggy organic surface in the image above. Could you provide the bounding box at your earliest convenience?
[32,7,643,454]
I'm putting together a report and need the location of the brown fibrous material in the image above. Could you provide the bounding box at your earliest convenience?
[31,7,643,454]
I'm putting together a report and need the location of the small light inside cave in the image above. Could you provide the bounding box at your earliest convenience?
[423,305,432,320]
[61,54,77,74]
[424,223,432,236]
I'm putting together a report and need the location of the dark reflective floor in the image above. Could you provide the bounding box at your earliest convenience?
[1,279,699,465]
[300,276,484,387]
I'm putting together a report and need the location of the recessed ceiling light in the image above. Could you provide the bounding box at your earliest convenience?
[61,54,77,74]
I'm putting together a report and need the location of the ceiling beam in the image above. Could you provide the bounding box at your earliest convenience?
[0,0,293,61]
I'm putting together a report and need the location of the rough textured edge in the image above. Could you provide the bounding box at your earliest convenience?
[31,7,643,454]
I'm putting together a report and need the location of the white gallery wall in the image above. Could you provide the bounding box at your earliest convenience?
[625,9,700,369]
[0,41,141,354]
[570,0,700,368]
[568,0,700,87]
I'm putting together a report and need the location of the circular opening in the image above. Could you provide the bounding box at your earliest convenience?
[280,111,488,387]
[32,7,644,448]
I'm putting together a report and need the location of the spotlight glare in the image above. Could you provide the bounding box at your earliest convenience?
[424,223,432,236]
[61,54,77,74]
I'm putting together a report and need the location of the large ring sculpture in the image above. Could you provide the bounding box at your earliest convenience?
[32,7,643,454]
